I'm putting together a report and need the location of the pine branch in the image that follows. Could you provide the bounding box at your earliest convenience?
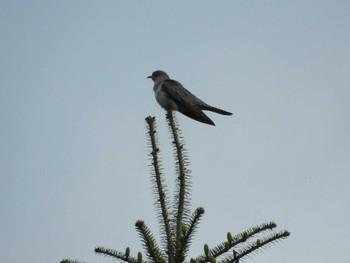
[166,112,192,254]
[90,116,290,263]
[145,116,174,262]
[219,230,290,263]
[177,207,205,260]
[192,222,278,263]
[135,220,166,263]
[60,260,85,263]
[95,247,145,263]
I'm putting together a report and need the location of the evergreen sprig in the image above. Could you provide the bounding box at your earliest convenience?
[64,113,290,263]
[94,247,146,263]
[135,220,166,263]
[146,116,174,262]
[165,112,192,261]
[60,260,85,263]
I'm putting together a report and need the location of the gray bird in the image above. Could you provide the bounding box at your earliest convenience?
[147,70,232,126]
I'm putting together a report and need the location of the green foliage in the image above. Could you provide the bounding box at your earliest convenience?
[135,220,166,263]
[137,252,143,263]
[125,247,130,259]
[60,260,85,263]
[63,113,290,263]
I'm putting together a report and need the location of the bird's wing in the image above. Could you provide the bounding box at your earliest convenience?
[161,79,196,107]
[161,80,215,125]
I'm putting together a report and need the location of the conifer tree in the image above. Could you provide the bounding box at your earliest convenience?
[61,112,289,263]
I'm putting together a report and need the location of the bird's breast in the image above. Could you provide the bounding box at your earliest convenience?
[153,85,178,111]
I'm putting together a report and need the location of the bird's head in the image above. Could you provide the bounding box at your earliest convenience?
[147,70,170,83]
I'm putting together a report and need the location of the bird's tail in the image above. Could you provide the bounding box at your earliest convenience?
[181,110,215,126]
[200,104,233,115]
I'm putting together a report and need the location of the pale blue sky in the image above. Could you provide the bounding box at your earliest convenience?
[1,1,350,263]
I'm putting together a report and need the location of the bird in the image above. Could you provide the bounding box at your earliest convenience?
[147,70,232,126]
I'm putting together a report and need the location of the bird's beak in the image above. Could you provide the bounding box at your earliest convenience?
[147,75,152,79]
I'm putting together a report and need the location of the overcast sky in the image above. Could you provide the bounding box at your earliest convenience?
[1,1,350,263]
